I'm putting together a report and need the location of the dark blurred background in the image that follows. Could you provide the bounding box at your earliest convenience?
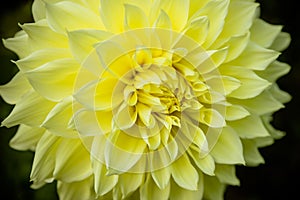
[0,0,299,199]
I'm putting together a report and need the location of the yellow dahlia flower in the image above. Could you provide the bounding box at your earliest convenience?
[1,0,291,199]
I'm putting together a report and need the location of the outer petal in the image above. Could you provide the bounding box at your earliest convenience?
[0,72,31,104]
[46,1,104,34]
[229,115,270,139]
[1,91,56,127]
[9,124,45,151]
[203,176,226,200]
[214,164,240,185]
[42,97,77,138]
[30,131,60,188]
[140,175,170,200]
[25,58,80,102]
[171,154,198,190]
[169,172,204,200]
[53,139,93,182]
[210,127,245,165]
[57,176,96,200]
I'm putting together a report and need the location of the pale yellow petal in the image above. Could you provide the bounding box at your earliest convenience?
[140,175,170,200]
[169,172,204,200]
[53,139,93,182]
[257,61,291,82]
[250,19,282,48]
[57,176,96,200]
[242,139,265,166]
[30,131,59,188]
[15,48,71,72]
[68,29,112,62]
[151,167,171,190]
[228,42,280,71]
[20,20,68,49]
[203,176,226,200]
[222,66,271,99]
[228,115,270,139]
[225,104,250,121]
[0,72,31,104]
[42,97,77,138]
[9,124,45,151]
[171,154,198,190]
[270,32,291,52]
[105,130,146,174]
[2,91,55,128]
[219,1,258,38]
[210,127,245,164]
[124,4,149,29]
[46,1,104,34]
[3,31,30,58]
[118,173,143,198]
[25,58,79,101]
[231,90,284,115]
[100,0,124,33]
[215,164,239,185]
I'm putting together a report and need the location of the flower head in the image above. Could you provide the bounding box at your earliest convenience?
[1,0,291,199]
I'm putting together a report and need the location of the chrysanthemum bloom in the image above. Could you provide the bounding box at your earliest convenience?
[1,0,291,199]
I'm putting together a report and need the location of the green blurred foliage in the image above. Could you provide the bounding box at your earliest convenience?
[0,0,299,200]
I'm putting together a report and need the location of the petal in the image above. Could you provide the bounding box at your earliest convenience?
[124,4,149,29]
[105,130,147,174]
[32,0,46,21]
[3,31,30,58]
[20,20,68,49]
[270,32,291,52]
[53,139,93,182]
[68,29,112,63]
[210,127,245,164]
[214,164,240,185]
[228,42,280,71]
[257,61,291,82]
[219,1,258,38]
[159,0,190,31]
[118,173,144,198]
[199,108,226,128]
[25,58,80,101]
[169,172,204,200]
[195,0,230,48]
[184,16,209,45]
[225,104,250,121]
[250,19,282,48]
[9,124,44,151]
[207,75,241,95]
[228,115,270,139]
[154,9,172,29]
[171,154,198,190]
[0,72,31,104]
[46,1,104,34]
[151,167,171,190]
[74,109,113,137]
[30,131,59,188]
[15,48,71,72]
[57,176,96,200]
[100,0,124,33]
[1,91,56,128]
[242,139,265,166]
[203,176,226,200]
[222,66,271,99]
[231,90,284,115]
[140,175,170,200]
[95,40,134,78]
[92,159,118,196]
[189,150,215,176]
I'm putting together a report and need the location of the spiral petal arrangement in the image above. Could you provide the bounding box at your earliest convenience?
[0,0,291,199]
